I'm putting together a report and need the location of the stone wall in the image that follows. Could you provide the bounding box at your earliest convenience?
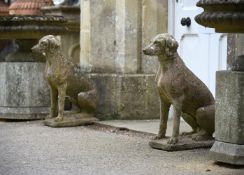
[80,0,168,120]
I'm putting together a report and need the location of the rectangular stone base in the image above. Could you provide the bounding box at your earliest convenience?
[210,141,244,165]
[216,71,244,144]
[0,107,49,120]
[149,137,214,152]
[0,63,50,120]
[43,113,98,128]
[90,73,159,120]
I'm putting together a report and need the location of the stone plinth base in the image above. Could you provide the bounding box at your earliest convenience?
[149,137,214,152]
[210,141,244,165]
[0,107,49,120]
[0,63,50,120]
[44,113,98,128]
[215,71,244,144]
[90,73,159,120]
[211,71,244,165]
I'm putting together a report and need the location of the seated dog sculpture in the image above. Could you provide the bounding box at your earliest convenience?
[143,33,215,144]
[32,35,98,121]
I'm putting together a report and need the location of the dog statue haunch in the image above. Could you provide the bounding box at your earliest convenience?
[143,33,215,144]
[32,35,98,122]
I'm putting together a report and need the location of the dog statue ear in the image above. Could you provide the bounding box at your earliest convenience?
[48,35,61,54]
[165,37,178,57]
[54,36,61,48]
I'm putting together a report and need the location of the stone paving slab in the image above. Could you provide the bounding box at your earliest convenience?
[98,119,192,136]
[0,120,244,175]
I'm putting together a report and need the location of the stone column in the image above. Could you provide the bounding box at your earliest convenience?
[210,34,244,165]
[80,0,168,120]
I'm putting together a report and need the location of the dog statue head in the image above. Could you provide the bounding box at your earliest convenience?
[32,35,61,59]
[143,33,178,58]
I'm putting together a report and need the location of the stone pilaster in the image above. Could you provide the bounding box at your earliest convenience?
[80,0,168,119]
[141,0,168,73]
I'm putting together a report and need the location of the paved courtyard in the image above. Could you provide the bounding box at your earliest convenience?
[0,120,244,175]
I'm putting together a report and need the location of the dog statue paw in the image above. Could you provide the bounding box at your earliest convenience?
[153,134,167,140]
[167,137,178,145]
[54,116,64,122]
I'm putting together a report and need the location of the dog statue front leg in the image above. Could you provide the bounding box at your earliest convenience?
[55,84,67,121]
[50,86,58,119]
[154,99,170,140]
[168,99,183,144]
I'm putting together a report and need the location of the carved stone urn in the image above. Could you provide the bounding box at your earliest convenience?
[196,0,244,165]
[195,0,244,33]
[9,0,53,15]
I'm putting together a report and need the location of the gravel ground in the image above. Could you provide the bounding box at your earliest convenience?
[0,120,243,175]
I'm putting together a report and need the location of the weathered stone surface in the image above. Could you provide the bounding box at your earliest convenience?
[89,0,116,73]
[210,141,244,165]
[90,73,159,120]
[141,0,168,73]
[149,136,214,152]
[80,0,91,68]
[0,62,50,119]
[79,0,168,73]
[64,35,80,65]
[215,71,244,144]
[79,0,167,119]
[0,15,67,39]
[44,113,98,127]
[231,55,244,71]
[0,107,49,120]
[227,34,244,69]
[115,0,141,73]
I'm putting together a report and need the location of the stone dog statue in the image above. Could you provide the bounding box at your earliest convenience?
[143,33,215,144]
[32,35,98,122]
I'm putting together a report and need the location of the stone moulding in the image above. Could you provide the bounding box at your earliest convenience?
[195,0,244,33]
[41,6,80,32]
[0,15,67,39]
[195,12,244,32]
[41,6,80,15]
